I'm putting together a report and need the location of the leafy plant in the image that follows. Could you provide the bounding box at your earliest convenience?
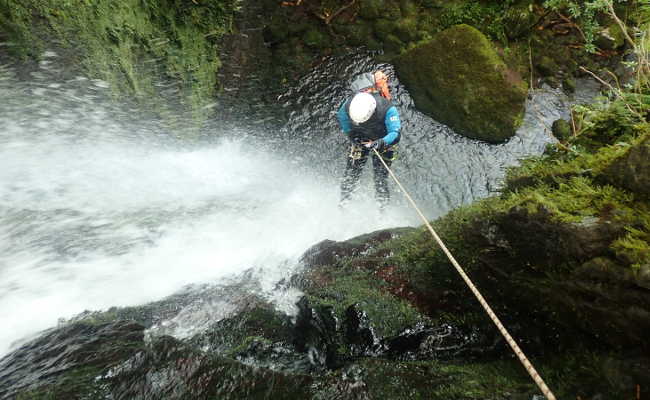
[543,0,616,53]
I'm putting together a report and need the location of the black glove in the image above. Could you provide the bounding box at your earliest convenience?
[367,138,385,151]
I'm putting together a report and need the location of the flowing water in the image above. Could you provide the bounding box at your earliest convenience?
[0,50,597,358]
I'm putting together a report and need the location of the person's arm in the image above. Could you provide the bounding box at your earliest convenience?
[381,106,401,145]
[337,100,353,136]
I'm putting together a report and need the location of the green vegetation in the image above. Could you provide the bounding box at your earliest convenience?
[310,350,636,399]
[0,0,241,124]
[190,304,294,355]
[304,267,427,338]
[16,366,108,400]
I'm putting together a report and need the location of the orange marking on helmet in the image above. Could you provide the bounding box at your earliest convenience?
[373,71,391,100]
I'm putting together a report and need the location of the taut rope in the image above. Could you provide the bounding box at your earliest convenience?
[372,148,557,400]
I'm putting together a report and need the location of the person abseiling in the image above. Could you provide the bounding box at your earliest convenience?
[337,71,401,210]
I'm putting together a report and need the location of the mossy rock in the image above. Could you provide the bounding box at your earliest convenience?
[552,118,572,141]
[596,21,626,50]
[304,28,328,49]
[393,16,419,43]
[399,0,419,17]
[536,55,559,77]
[267,13,290,41]
[359,0,402,20]
[190,304,294,355]
[603,132,650,197]
[344,22,375,47]
[562,77,576,93]
[502,0,538,40]
[395,24,527,143]
[373,18,396,41]
[383,33,405,55]
[0,0,241,124]
[1,320,145,399]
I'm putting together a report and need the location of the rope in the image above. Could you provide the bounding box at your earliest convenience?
[371,148,557,400]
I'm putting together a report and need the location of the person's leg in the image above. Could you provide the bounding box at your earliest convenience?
[340,145,369,206]
[371,147,394,210]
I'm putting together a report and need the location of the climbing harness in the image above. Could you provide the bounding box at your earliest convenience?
[371,148,557,400]
[349,144,363,161]
[349,144,398,163]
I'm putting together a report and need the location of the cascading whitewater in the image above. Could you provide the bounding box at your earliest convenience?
[0,56,418,357]
[0,50,595,358]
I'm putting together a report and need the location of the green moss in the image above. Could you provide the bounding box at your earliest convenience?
[313,350,634,399]
[393,16,419,43]
[395,24,528,142]
[344,22,375,47]
[304,28,327,48]
[373,18,396,41]
[191,304,293,354]
[503,0,537,40]
[383,33,405,54]
[16,365,108,399]
[227,336,274,357]
[399,0,419,17]
[552,118,572,141]
[305,269,426,338]
[1,0,239,126]
[537,55,559,76]
[359,0,401,20]
[434,0,512,43]
[611,215,650,269]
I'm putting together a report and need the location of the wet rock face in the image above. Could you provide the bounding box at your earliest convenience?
[190,302,294,355]
[293,297,339,369]
[0,317,312,399]
[0,320,144,399]
[299,228,414,270]
[395,24,528,143]
[107,335,312,400]
[343,304,379,356]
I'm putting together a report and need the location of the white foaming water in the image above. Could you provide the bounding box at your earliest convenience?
[0,109,419,357]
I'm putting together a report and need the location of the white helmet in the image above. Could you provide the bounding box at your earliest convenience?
[349,92,376,124]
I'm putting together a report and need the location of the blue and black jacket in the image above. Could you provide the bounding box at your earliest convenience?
[337,92,401,146]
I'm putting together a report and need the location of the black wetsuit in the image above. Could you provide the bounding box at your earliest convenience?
[336,92,401,208]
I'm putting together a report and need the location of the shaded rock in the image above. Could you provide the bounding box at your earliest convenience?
[342,304,379,356]
[107,335,313,399]
[503,1,539,40]
[562,77,576,93]
[395,24,528,143]
[496,206,622,266]
[298,227,414,270]
[536,55,559,77]
[575,256,635,283]
[0,320,144,399]
[636,263,650,290]
[596,22,626,50]
[233,339,313,374]
[552,118,572,141]
[600,356,650,393]
[190,302,293,355]
[358,0,401,21]
[465,205,650,350]
[293,297,339,369]
[603,133,650,197]
[382,322,499,361]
